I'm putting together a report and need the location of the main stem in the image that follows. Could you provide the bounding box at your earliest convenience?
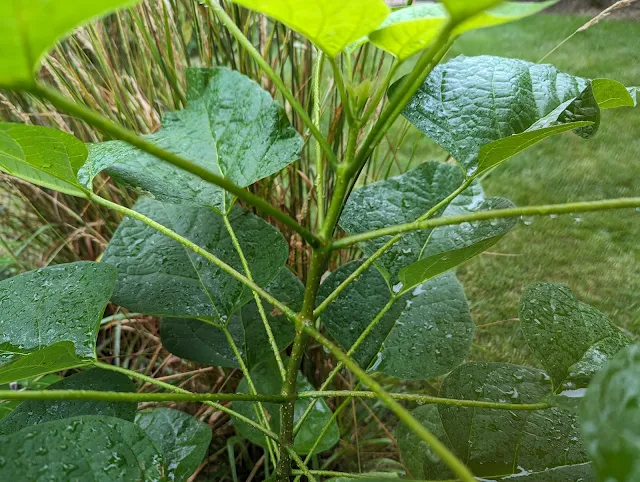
[276,164,353,479]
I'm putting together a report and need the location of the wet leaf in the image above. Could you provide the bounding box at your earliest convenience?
[340,161,515,287]
[0,369,136,435]
[161,268,302,368]
[398,197,517,289]
[81,68,302,213]
[0,416,165,480]
[0,262,116,384]
[0,0,139,88]
[581,344,640,482]
[519,283,629,390]
[234,357,340,454]
[370,2,555,60]
[399,362,593,480]
[394,56,636,176]
[229,0,390,57]
[102,198,288,322]
[319,262,474,380]
[0,123,87,196]
[136,408,211,482]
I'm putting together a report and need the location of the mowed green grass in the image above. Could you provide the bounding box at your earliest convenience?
[396,15,640,365]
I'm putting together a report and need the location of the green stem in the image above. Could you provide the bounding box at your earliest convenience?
[313,51,326,227]
[329,56,354,126]
[332,196,640,250]
[295,396,353,482]
[221,326,280,462]
[28,83,323,249]
[316,179,472,318]
[298,391,551,411]
[295,299,396,434]
[93,362,278,441]
[204,0,339,169]
[301,325,476,482]
[0,389,286,404]
[359,60,402,126]
[223,214,286,380]
[90,193,298,325]
[0,388,551,411]
[349,30,454,178]
[286,447,319,482]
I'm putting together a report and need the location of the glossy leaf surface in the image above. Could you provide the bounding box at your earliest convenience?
[319,262,474,380]
[395,56,636,176]
[161,268,302,368]
[0,416,164,480]
[581,344,640,482]
[0,123,87,196]
[234,357,340,454]
[82,68,302,213]
[229,0,390,57]
[340,161,516,287]
[136,408,211,482]
[370,2,555,60]
[0,369,136,435]
[399,362,593,480]
[0,0,139,88]
[0,262,116,384]
[519,283,629,390]
[102,198,288,322]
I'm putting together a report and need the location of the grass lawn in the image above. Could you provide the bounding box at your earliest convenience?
[395,15,640,365]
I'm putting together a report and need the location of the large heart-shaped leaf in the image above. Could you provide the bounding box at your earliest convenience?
[339,161,516,287]
[81,68,302,213]
[229,0,389,58]
[395,56,636,177]
[370,2,555,60]
[102,198,288,322]
[441,0,506,20]
[519,283,629,391]
[234,357,340,454]
[0,262,116,384]
[0,123,88,196]
[136,408,211,482]
[161,268,302,369]
[318,263,474,380]
[0,416,164,479]
[0,368,136,435]
[399,362,593,480]
[0,0,139,88]
[581,344,640,482]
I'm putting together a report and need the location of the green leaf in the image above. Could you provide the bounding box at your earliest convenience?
[399,362,593,480]
[234,357,340,454]
[81,68,302,213]
[339,161,516,287]
[0,262,116,384]
[370,2,555,60]
[441,0,505,20]
[161,268,303,368]
[318,263,474,380]
[398,197,517,289]
[0,123,88,196]
[0,416,165,479]
[519,283,630,390]
[229,0,390,57]
[0,0,140,88]
[395,56,636,177]
[102,198,288,322]
[136,408,211,482]
[592,78,639,109]
[581,344,640,482]
[0,368,136,435]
